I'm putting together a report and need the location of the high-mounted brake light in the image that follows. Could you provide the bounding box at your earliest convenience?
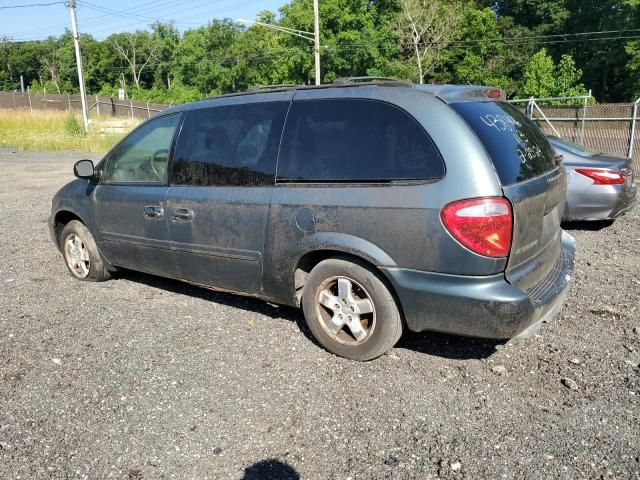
[575,168,625,185]
[440,197,513,258]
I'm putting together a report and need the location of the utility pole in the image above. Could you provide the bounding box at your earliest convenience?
[313,0,321,85]
[68,0,89,132]
[236,17,321,84]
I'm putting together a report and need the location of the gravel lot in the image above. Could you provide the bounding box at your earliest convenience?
[0,149,639,480]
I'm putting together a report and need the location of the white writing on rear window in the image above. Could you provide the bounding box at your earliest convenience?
[513,130,544,164]
[479,113,521,132]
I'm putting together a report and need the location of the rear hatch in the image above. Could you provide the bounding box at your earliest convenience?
[451,101,566,291]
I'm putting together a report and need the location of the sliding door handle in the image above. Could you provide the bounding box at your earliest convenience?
[171,207,194,222]
[143,206,164,219]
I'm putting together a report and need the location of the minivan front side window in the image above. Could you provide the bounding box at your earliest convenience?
[171,102,289,187]
[277,99,445,183]
[103,114,180,184]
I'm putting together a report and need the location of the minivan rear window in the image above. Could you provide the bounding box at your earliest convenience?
[451,101,557,186]
[277,99,444,182]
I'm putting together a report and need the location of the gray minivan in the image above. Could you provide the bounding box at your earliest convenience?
[50,79,575,360]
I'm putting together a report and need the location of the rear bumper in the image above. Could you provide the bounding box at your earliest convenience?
[564,181,637,221]
[381,232,576,339]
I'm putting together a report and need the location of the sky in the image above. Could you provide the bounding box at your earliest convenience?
[0,0,285,42]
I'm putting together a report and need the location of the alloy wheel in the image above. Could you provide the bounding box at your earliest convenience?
[64,233,90,279]
[316,276,376,345]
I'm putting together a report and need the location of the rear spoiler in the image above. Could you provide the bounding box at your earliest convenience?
[415,84,506,102]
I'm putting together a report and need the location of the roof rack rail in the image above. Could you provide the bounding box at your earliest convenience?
[245,83,300,92]
[332,76,412,86]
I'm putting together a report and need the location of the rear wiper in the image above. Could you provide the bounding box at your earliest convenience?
[553,154,563,167]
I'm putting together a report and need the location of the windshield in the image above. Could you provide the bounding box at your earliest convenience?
[451,101,557,186]
[547,136,600,157]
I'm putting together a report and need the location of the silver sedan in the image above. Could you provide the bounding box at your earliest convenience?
[547,136,637,222]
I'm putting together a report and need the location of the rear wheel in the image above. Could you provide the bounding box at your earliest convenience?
[302,258,402,361]
[60,220,111,282]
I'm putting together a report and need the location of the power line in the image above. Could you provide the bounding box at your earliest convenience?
[4,0,220,40]
[0,1,64,9]
[329,30,640,50]
[6,0,184,36]
[77,0,266,38]
[81,1,172,24]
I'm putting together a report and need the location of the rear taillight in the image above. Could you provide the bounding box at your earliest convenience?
[440,197,513,258]
[575,168,625,185]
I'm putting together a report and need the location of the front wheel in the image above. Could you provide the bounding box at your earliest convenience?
[302,258,402,361]
[60,220,111,282]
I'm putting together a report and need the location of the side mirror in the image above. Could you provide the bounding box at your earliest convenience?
[74,159,95,179]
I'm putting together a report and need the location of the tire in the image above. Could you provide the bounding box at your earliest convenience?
[302,257,402,361]
[59,220,111,282]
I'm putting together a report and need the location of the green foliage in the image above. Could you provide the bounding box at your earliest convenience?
[625,40,640,96]
[447,7,518,94]
[0,0,638,102]
[523,48,556,98]
[130,83,202,104]
[523,48,587,100]
[555,54,588,97]
[63,113,84,137]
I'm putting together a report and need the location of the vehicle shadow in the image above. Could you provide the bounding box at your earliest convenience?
[242,459,300,480]
[395,331,502,360]
[562,219,614,231]
[117,270,502,361]
[118,269,305,324]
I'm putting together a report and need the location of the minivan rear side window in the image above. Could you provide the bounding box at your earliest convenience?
[451,101,557,186]
[171,102,289,186]
[277,99,444,182]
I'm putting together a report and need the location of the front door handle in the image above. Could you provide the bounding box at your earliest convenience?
[143,205,164,219]
[171,207,194,222]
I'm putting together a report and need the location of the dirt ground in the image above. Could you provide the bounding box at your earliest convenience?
[0,149,638,480]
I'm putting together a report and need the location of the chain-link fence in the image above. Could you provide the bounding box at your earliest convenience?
[0,91,169,120]
[510,94,640,174]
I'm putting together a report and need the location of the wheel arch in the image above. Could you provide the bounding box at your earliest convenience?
[288,232,396,301]
[52,210,86,249]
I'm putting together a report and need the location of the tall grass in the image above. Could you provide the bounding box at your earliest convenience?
[0,109,139,153]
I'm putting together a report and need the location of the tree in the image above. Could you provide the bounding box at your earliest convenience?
[396,0,461,83]
[523,48,587,99]
[150,22,180,89]
[523,48,556,97]
[555,53,587,97]
[39,38,62,93]
[277,0,400,85]
[37,34,76,94]
[110,31,159,90]
[172,20,240,95]
[486,0,640,101]
[479,0,570,34]
[625,40,640,96]
[447,7,515,93]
